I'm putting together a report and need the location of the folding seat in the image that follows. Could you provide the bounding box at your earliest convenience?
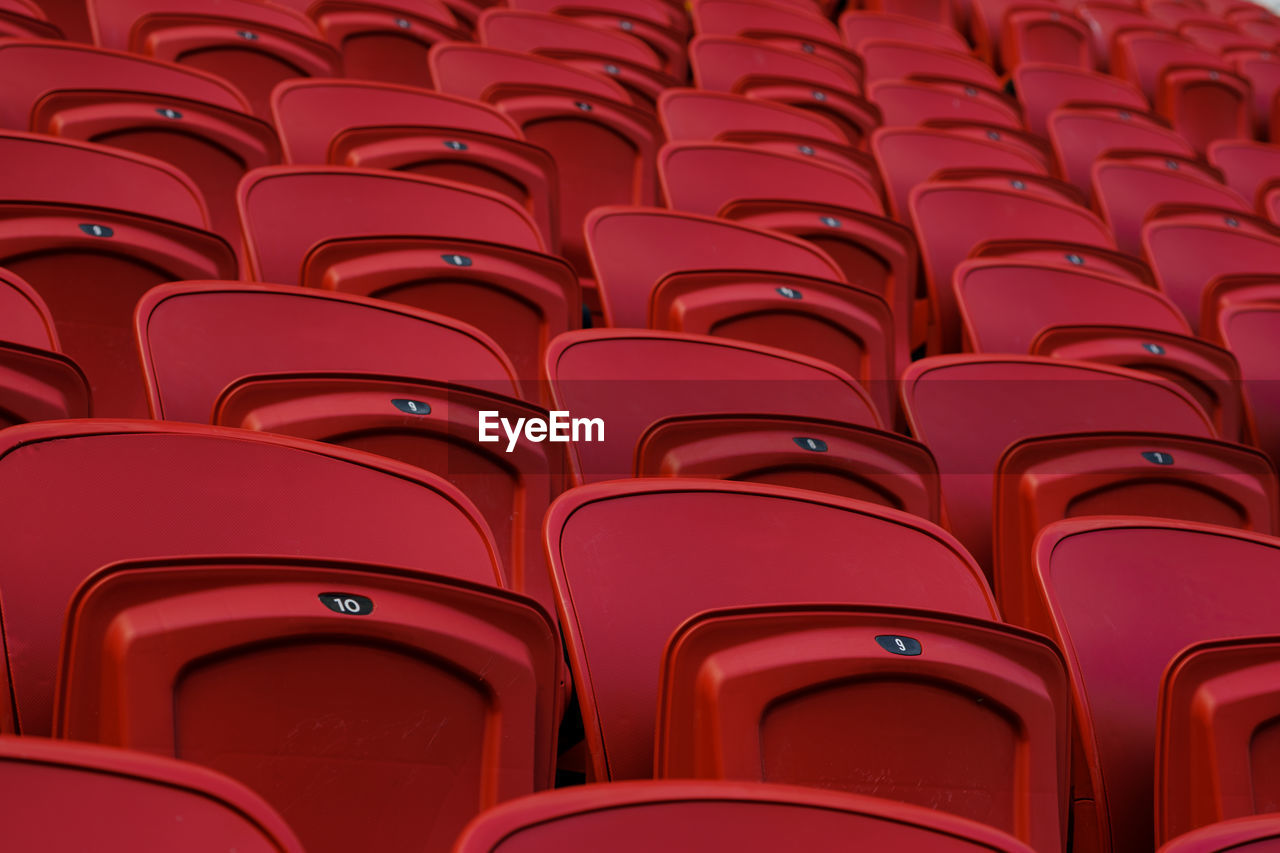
[1207,139,1280,209]
[1143,206,1280,329]
[1028,518,1280,853]
[58,556,561,853]
[998,5,1095,72]
[1201,273,1280,341]
[1047,105,1195,198]
[872,127,1048,221]
[870,77,1023,128]
[454,781,1038,852]
[859,39,1002,88]
[1180,21,1264,54]
[86,0,341,120]
[862,0,954,26]
[505,0,689,76]
[1030,326,1250,442]
[271,79,559,252]
[688,36,880,147]
[1235,14,1280,45]
[1077,2,1171,70]
[1093,156,1249,254]
[0,737,304,851]
[901,355,1215,572]
[1228,48,1280,138]
[545,330,881,483]
[1157,637,1280,845]
[0,132,235,417]
[840,10,969,52]
[545,479,994,779]
[1159,816,1280,852]
[271,0,464,87]
[0,419,510,738]
[429,44,660,277]
[634,414,942,520]
[691,0,858,71]
[954,258,1189,353]
[26,0,87,40]
[0,270,89,422]
[656,605,1069,851]
[1013,63,1150,135]
[909,176,1114,353]
[993,433,1276,622]
[969,238,1157,287]
[212,374,566,612]
[1215,301,1280,465]
[659,88,849,146]
[926,117,1056,165]
[0,0,60,37]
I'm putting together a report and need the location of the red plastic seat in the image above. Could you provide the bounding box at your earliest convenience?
[0,341,90,425]
[1158,638,1280,845]
[659,88,848,144]
[454,781,1038,852]
[1030,325,1249,442]
[57,556,561,853]
[1229,48,1280,139]
[863,0,954,26]
[691,0,856,71]
[657,605,1069,852]
[1216,301,1280,466]
[840,10,969,51]
[969,238,1156,287]
[0,737,304,852]
[0,267,58,351]
[86,0,340,119]
[869,77,1023,127]
[1207,139,1280,209]
[1029,518,1280,853]
[1180,21,1263,54]
[1159,815,1280,852]
[909,177,1114,353]
[1111,29,1234,100]
[27,0,87,39]
[546,479,995,780]
[954,258,1188,353]
[1013,63,1149,135]
[1143,207,1280,329]
[0,0,60,37]
[212,374,565,611]
[545,330,881,484]
[861,39,1001,88]
[1047,105,1195,198]
[1155,64,1252,153]
[634,413,941,520]
[1078,1,1172,68]
[902,355,1216,572]
[993,433,1277,622]
[1093,156,1249,254]
[1000,6,1095,71]
[272,78,560,253]
[504,0,688,76]
[0,420,505,737]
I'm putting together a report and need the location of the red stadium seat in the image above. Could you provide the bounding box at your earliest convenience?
[505,0,688,76]
[1078,2,1172,69]
[954,258,1188,352]
[1159,815,1280,852]
[545,479,995,780]
[86,0,341,119]
[0,267,58,351]
[0,341,90,425]
[870,78,1023,128]
[860,39,1002,88]
[544,330,881,483]
[272,78,561,253]
[840,10,969,51]
[0,737,304,852]
[1000,6,1095,72]
[1155,64,1252,153]
[1013,63,1149,136]
[634,413,942,520]
[1047,105,1195,198]
[657,605,1069,852]
[1201,272,1280,341]
[58,556,561,853]
[993,432,1278,622]
[0,0,60,37]
[659,88,848,144]
[1158,637,1280,845]
[1216,301,1280,466]
[901,355,1216,572]
[1143,207,1280,330]
[863,0,953,26]
[969,239,1157,288]
[909,176,1114,353]
[1229,48,1280,139]
[1111,28,1228,97]
[1029,518,1280,853]
[1180,20,1262,53]
[27,0,87,39]
[691,0,857,71]
[1208,139,1280,208]
[0,420,505,737]
[213,374,566,611]
[453,781,1038,852]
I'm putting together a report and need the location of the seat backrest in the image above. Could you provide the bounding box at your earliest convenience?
[1158,815,1280,853]
[1208,139,1280,207]
[1032,518,1280,853]
[1013,63,1149,135]
[1113,29,1227,100]
[453,781,1038,852]
[657,605,1070,852]
[0,420,502,736]
[547,479,996,780]
[136,281,519,422]
[479,7,664,69]
[0,736,303,852]
[1216,301,1280,467]
[840,10,969,51]
[429,42,630,102]
[902,355,1216,572]
[689,35,861,93]
[860,39,1002,87]
[0,267,58,351]
[659,88,848,143]
[869,78,1024,128]
[1047,105,1195,197]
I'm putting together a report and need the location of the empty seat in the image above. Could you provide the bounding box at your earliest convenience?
[1229,48,1280,139]
[454,781,1038,852]
[1029,518,1280,853]
[58,556,561,853]
[634,414,941,520]
[993,432,1278,622]
[0,420,505,737]
[1156,64,1252,153]
[1158,637,1280,845]
[0,267,58,351]
[0,737,304,852]
[505,0,688,76]
[969,238,1157,288]
[1216,301,1280,466]
[954,258,1188,352]
[1143,207,1280,329]
[909,177,1114,353]
[840,10,969,52]
[863,0,953,26]
[545,330,881,483]
[1093,157,1249,255]
[213,374,565,612]
[902,355,1216,572]
[691,0,855,70]
[659,88,849,145]
[272,78,561,253]
[545,479,995,780]
[0,131,236,417]
[0,341,90,426]
[0,0,60,37]
[869,77,1024,128]
[860,39,1002,88]
[1047,105,1195,198]
[657,605,1070,851]
[1208,139,1280,208]
[1159,815,1280,852]
[1013,63,1150,136]
[86,0,341,119]
[1000,6,1095,72]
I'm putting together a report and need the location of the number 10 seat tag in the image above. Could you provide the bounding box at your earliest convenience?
[320,593,374,615]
